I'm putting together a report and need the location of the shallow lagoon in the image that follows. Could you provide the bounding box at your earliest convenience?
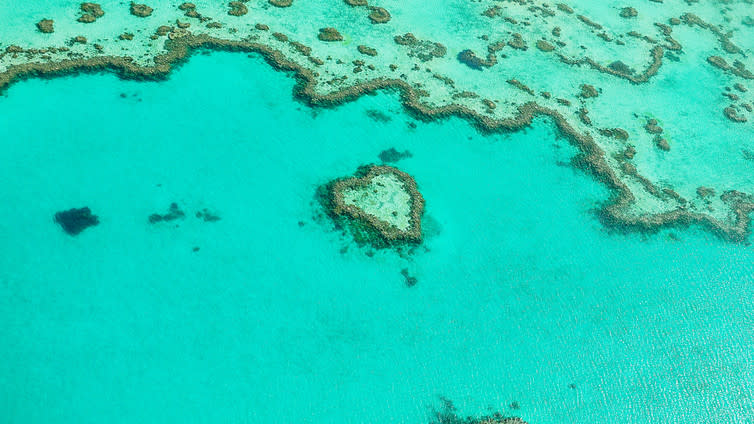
[1,52,753,423]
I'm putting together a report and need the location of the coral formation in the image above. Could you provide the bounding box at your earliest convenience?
[78,3,104,23]
[430,398,527,424]
[357,45,378,56]
[395,33,446,62]
[196,208,221,222]
[324,165,424,246]
[378,147,412,163]
[535,40,554,52]
[36,19,54,34]
[457,49,492,70]
[400,268,417,287]
[318,27,343,42]
[1,0,754,243]
[148,202,185,223]
[55,207,99,236]
[228,2,248,16]
[368,7,391,24]
[129,3,153,18]
[620,7,638,19]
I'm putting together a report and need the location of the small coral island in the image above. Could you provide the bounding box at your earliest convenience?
[323,165,424,247]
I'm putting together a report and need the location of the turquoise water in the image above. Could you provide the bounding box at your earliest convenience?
[2,51,754,423]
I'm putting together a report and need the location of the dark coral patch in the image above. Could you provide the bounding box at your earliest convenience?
[368,6,391,24]
[78,2,104,23]
[196,208,221,222]
[148,202,185,223]
[269,0,293,7]
[36,19,54,33]
[378,147,412,163]
[431,398,527,424]
[318,27,343,42]
[130,3,154,17]
[457,49,486,70]
[400,268,417,287]
[55,207,99,236]
[228,1,248,16]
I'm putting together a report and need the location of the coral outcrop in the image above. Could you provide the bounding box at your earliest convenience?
[324,165,424,246]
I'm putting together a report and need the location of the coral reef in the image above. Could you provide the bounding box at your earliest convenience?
[318,27,343,42]
[1,0,754,243]
[578,84,599,98]
[55,207,99,236]
[395,33,447,62]
[378,147,412,163]
[620,7,638,19]
[430,398,527,424]
[724,106,748,123]
[357,45,378,56]
[535,40,554,52]
[78,3,104,23]
[457,49,492,70]
[129,3,153,17]
[36,19,54,34]
[324,165,424,246]
[196,208,221,222]
[148,202,185,223]
[400,268,417,287]
[228,2,248,16]
[368,7,391,24]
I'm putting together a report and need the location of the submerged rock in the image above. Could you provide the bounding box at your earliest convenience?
[55,207,99,235]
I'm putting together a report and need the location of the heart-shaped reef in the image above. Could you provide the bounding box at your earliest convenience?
[325,165,424,247]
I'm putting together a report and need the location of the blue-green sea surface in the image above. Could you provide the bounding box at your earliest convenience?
[1,52,753,423]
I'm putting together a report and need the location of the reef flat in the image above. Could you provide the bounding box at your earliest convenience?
[2,1,754,240]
